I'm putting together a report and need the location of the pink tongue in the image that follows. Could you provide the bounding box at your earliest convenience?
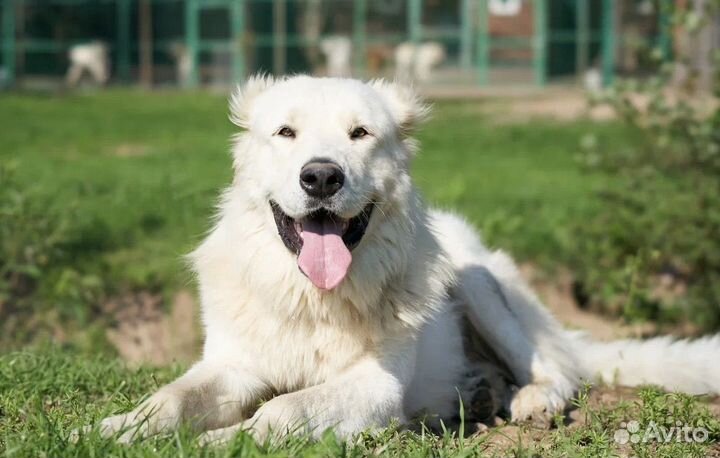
[298,218,352,290]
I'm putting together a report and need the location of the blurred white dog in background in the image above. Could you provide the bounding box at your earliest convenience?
[66,41,110,87]
[320,36,352,77]
[395,41,445,82]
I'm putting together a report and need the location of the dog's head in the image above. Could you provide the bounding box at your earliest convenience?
[228,75,427,291]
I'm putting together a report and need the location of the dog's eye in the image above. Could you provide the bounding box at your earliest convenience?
[276,126,296,138]
[350,127,369,140]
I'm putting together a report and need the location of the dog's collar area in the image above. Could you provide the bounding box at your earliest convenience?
[270,201,374,255]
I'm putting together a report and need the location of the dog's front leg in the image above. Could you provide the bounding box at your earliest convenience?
[87,360,268,443]
[200,354,412,445]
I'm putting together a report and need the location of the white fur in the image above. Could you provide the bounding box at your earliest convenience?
[395,42,446,82]
[86,76,720,445]
[320,36,352,78]
[66,41,109,87]
[577,335,720,395]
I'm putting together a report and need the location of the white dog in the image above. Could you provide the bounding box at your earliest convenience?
[66,41,110,87]
[319,36,352,78]
[395,42,445,82]
[87,76,720,444]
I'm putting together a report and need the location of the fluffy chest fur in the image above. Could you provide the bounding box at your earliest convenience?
[191,194,454,394]
[203,297,379,392]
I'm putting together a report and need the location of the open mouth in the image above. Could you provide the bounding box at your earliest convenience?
[270,201,374,290]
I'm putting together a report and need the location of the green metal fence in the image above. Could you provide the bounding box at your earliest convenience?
[0,0,673,89]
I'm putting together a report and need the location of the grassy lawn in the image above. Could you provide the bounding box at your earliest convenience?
[1,90,625,293]
[1,347,718,457]
[3,90,717,456]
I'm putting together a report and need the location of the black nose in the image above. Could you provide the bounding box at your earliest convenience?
[299,161,345,199]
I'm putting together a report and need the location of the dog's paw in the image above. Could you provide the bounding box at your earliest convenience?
[509,383,566,427]
[73,392,184,443]
[69,413,145,444]
[199,424,243,446]
[240,395,306,443]
[460,364,511,423]
[198,411,289,448]
[104,413,150,443]
[200,416,287,446]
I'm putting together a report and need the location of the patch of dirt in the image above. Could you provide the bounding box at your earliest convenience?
[423,86,718,124]
[111,143,149,157]
[520,263,703,339]
[519,264,658,340]
[499,91,615,122]
[104,289,200,365]
[471,386,720,455]
[710,445,720,458]
[423,86,615,122]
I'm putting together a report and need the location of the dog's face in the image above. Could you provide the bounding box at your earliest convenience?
[229,76,426,290]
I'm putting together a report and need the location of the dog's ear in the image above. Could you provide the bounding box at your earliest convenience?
[369,80,430,135]
[229,74,276,128]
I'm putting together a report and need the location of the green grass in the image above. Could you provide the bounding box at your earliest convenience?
[1,90,627,294]
[0,347,717,457]
[2,90,234,291]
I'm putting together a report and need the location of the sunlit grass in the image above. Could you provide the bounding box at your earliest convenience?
[1,348,717,457]
[0,90,630,292]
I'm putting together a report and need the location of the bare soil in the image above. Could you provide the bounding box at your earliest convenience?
[474,386,720,455]
[104,289,200,365]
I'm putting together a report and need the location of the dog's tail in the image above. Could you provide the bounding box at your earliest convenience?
[573,334,720,395]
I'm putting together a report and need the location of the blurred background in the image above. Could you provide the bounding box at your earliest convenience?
[1,0,719,365]
[1,0,712,90]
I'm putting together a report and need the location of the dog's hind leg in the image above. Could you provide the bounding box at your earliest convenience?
[459,260,582,423]
[430,210,584,423]
[65,63,83,87]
